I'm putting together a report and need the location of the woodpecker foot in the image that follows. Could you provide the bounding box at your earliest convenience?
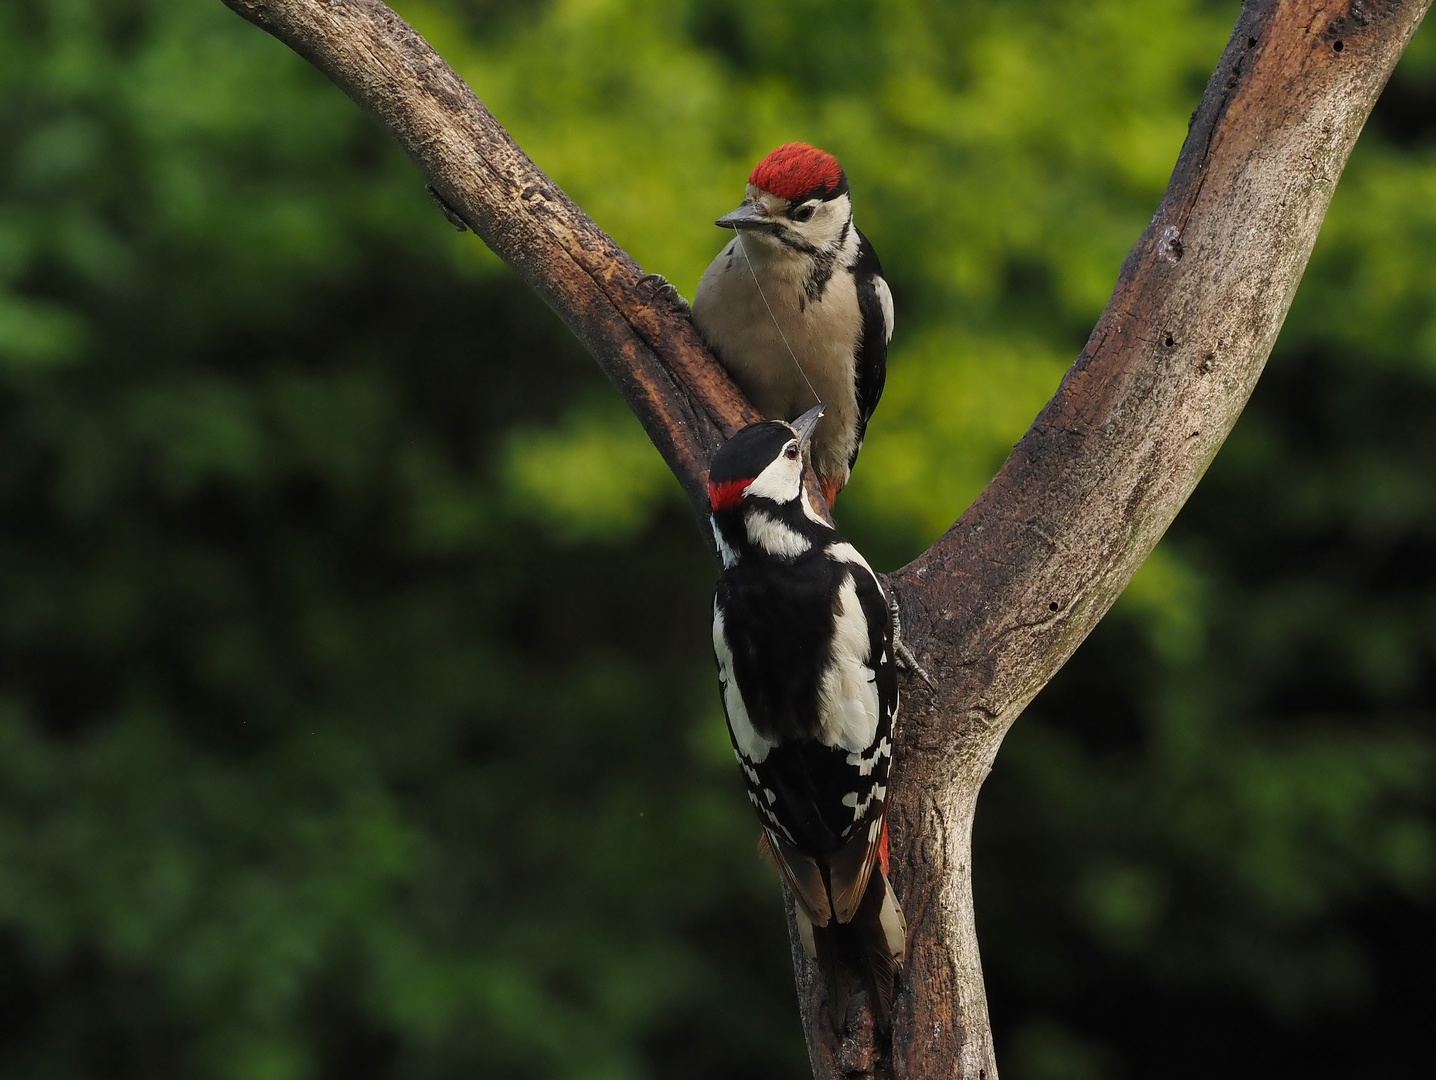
[426,184,469,232]
[638,273,692,317]
[889,594,935,690]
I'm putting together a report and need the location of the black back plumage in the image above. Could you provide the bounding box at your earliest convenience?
[716,549,896,852]
[849,228,889,472]
[708,416,905,1029]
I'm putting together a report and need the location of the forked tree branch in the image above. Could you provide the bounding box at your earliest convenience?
[217,1,1429,1076]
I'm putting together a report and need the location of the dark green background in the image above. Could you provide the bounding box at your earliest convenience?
[1,1,1431,1077]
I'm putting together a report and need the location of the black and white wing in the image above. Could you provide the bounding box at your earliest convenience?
[848,228,893,473]
[806,543,898,922]
[711,551,897,928]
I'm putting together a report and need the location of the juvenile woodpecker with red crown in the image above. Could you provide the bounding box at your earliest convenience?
[692,143,893,509]
[707,405,906,1029]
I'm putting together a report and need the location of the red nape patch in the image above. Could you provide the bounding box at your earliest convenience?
[708,477,750,511]
[877,820,891,876]
[749,142,844,201]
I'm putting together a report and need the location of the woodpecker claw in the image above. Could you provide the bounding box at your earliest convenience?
[638,273,692,317]
[889,594,935,690]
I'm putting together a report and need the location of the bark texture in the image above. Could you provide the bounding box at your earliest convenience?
[875,4,1429,1077]
[218,0,759,526]
[217,1,1430,1076]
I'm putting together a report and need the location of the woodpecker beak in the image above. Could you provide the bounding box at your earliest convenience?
[791,403,825,452]
[716,202,772,231]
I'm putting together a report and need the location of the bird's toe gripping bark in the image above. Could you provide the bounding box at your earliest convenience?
[637,273,692,317]
[889,593,935,690]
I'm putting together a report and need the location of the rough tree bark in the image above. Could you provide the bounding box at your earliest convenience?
[217,1,1429,1076]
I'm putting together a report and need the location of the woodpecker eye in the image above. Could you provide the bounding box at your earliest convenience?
[784,443,800,460]
[791,203,816,223]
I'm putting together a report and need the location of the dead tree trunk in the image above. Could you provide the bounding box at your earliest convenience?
[216,1,1430,1076]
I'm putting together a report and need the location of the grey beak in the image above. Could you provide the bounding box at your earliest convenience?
[791,403,825,452]
[715,202,771,230]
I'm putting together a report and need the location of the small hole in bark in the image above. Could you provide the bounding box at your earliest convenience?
[1049,601,1059,612]
[1333,40,1344,52]
[1247,37,1257,48]
[1164,334,1175,348]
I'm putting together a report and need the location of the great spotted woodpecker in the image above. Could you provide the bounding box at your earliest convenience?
[693,143,893,509]
[708,404,906,1029]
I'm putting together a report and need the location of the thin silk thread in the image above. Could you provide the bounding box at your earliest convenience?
[733,231,821,408]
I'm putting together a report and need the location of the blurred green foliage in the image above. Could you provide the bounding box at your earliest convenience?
[0,1,1432,1078]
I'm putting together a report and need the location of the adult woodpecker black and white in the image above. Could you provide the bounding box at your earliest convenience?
[693,143,893,509]
[707,404,906,1028]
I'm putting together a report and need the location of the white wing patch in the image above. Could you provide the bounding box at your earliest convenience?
[713,602,773,763]
[874,275,895,344]
[817,573,880,753]
[825,541,882,595]
[744,448,803,504]
[745,509,811,559]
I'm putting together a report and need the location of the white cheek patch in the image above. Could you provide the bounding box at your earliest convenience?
[713,603,773,763]
[745,509,811,559]
[744,450,803,505]
[817,573,881,753]
[805,194,854,249]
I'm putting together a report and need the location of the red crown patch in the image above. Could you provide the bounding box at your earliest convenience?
[748,143,846,202]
